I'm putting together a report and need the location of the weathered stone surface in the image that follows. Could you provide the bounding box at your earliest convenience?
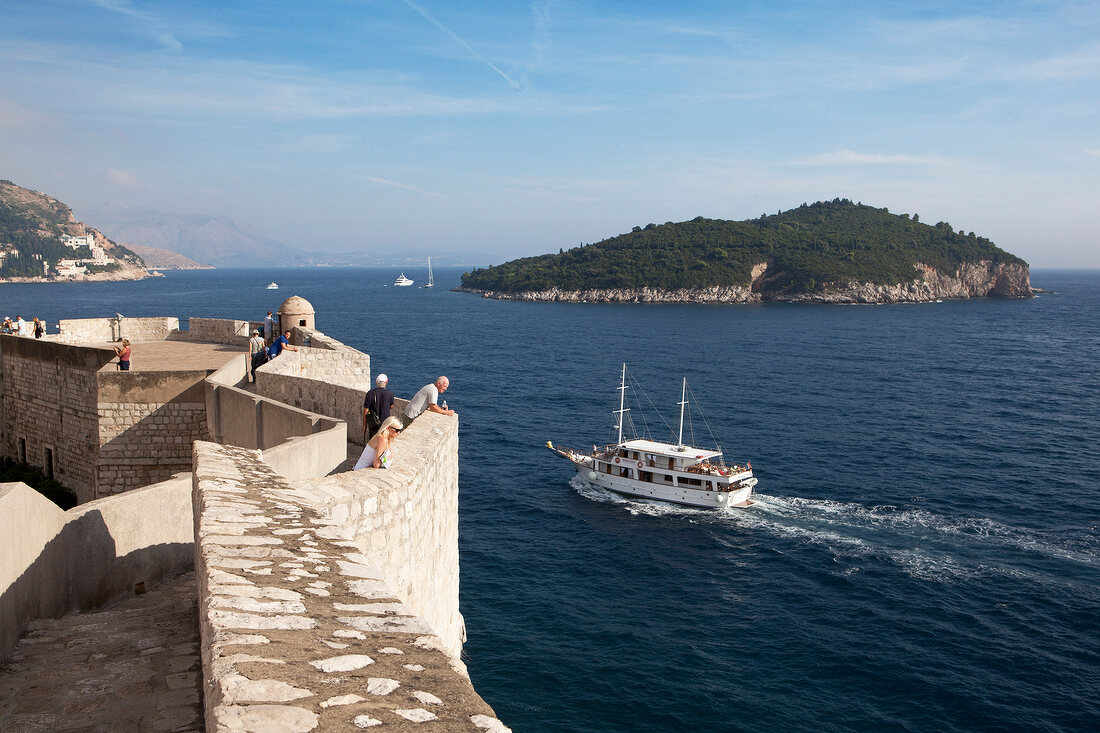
[194,441,506,731]
[0,573,202,733]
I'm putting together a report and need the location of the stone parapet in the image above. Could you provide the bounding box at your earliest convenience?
[257,327,374,446]
[173,317,254,346]
[55,316,179,344]
[193,441,508,732]
[0,475,193,661]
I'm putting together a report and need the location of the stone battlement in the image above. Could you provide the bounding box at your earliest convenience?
[0,308,508,731]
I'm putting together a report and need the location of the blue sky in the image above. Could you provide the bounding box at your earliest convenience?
[1,0,1098,265]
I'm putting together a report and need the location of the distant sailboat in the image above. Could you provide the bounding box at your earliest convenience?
[421,257,434,288]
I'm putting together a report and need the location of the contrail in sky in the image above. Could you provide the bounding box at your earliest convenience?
[399,0,563,126]
[354,174,446,199]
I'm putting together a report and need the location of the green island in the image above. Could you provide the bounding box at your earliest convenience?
[459,199,1030,303]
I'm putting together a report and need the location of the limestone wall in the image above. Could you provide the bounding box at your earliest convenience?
[0,335,114,503]
[301,411,465,658]
[0,475,193,661]
[55,316,179,344]
[171,317,253,346]
[256,327,374,446]
[96,370,211,495]
[192,442,507,732]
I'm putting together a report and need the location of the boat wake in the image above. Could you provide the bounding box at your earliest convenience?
[570,476,1097,584]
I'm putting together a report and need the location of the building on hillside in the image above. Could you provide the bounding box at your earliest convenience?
[61,233,95,249]
[55,259,88,277]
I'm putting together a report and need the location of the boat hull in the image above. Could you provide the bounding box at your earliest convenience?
[572,461,754,510]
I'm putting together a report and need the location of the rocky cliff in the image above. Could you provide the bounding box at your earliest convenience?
[459,261,1032,304]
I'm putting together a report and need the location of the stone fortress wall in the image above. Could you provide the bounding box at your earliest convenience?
[0,304,508,731]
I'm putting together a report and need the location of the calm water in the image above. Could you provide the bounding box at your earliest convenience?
[3,268,1098,732]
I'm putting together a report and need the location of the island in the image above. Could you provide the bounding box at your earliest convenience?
[457,199,1032,304]
[0,180,149,283]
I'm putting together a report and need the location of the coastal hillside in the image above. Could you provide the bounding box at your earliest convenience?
[459,199,1031,303]
[124,243,213,270]
[0,180,147,281]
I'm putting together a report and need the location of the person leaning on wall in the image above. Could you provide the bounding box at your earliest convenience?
[114,338,131,370]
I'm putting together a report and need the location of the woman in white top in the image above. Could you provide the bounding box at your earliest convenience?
[354,416,402,470]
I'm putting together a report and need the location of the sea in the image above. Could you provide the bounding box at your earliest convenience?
[3,268,1098,732]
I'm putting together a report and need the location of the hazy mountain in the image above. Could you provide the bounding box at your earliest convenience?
[81,205,305,267]
[81,205,501,268]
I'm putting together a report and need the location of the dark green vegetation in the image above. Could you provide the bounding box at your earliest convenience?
[0,457,77,509]
[461,199,1026,294]
[0,179,142,277]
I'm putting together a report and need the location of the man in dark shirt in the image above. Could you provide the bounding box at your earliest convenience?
[363,373,395,441]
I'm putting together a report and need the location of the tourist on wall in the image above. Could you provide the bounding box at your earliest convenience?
[114,339,131,370]
[268,329,298,358]
[248,329,267,381]
[263,311,276,345]
[404,376,457,424]
[32,317,44,338]
[15,315,29,336]
[2,317,12,333]
[363,373,395,441]
[354,416,402,469]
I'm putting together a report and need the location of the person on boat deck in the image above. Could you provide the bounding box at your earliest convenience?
[403,376,457,424]
[363,373,395,441]
[354,416,402,470]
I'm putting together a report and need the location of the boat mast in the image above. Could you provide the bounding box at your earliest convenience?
[676,378,687,449]
[615,363,629,445]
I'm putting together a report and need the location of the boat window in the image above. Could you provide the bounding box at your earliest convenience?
[641,471,653,483]
[678,476,703,487]
[662,474,672,482]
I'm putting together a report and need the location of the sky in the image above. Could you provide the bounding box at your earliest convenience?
[1,0,1098,266]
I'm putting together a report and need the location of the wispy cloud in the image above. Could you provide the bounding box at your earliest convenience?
[1085,149,1100,157]
[354,175,445,199]
[91,0,182,51]
[106,169,139,187]
[788,149,950,167]
[400,0,563,125]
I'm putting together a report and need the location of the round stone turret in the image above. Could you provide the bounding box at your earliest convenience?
[278,295,315,331]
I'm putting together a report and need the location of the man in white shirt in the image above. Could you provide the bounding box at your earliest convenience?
[404,376,457,423]
[15,315,29,336]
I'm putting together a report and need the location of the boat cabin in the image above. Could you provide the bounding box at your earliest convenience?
[592,439,747,492]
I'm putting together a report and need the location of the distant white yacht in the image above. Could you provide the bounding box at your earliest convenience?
[421,257,434,288]
[394,273,414,287]
[266,282,279,290]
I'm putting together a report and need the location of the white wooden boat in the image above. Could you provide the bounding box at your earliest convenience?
[548,365,757,510]
[394,273,414,286]
[421,257,434,288]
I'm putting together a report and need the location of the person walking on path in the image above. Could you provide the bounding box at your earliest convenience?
[248,329,267,381]
[114,339,132,370]
[15,315,29,336]
[353,416,403,470]
[268,330,298,358]
[32,318,44,338]
[404,376,456,424]
[263,311,276,345]
[363,373,395,441]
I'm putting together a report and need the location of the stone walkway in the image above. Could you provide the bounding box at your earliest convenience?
[0,573,203,733]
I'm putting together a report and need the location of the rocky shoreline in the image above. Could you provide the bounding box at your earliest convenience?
[456,261,1032,305]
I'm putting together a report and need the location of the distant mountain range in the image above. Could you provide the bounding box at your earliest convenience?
[81,205,499,268]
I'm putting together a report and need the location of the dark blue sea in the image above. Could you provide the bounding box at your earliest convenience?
[3,268,1098,732]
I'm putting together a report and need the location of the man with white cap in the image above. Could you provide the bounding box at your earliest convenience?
[363,373,395,441]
